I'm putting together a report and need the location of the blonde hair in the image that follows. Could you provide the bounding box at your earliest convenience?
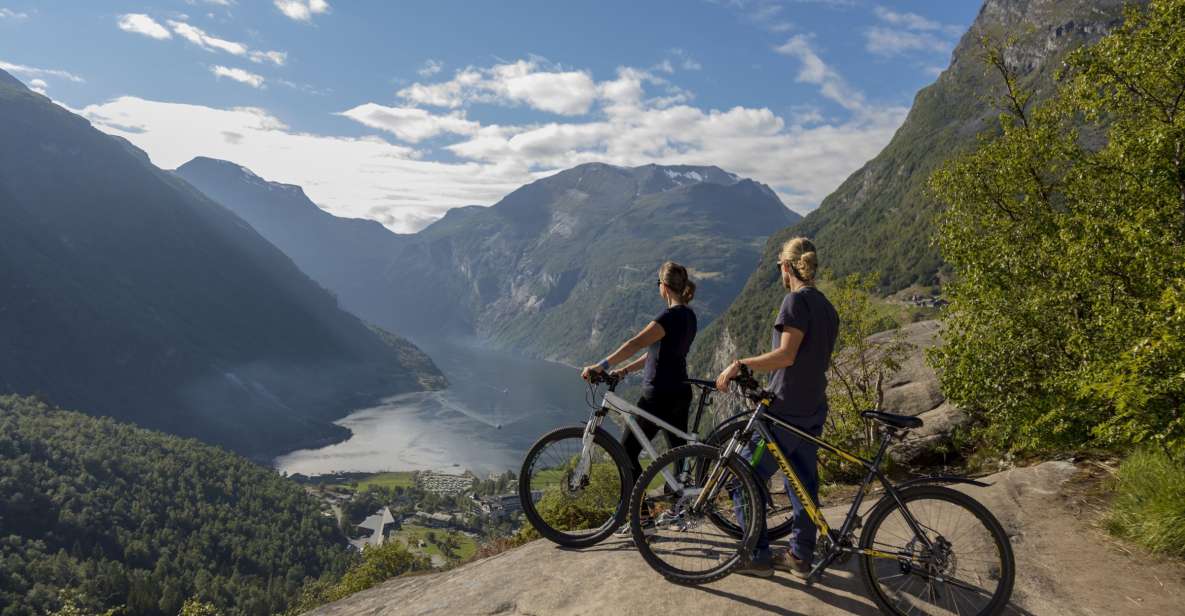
[659,261,696,304]
[779,237,818,286]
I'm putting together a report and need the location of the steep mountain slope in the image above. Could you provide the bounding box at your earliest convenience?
[178,159,799,364]
[0,395,352,616]
[689,0,1136,378]
[0,71,443,458]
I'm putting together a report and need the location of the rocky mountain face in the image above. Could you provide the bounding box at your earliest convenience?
[179,160,800,365]
[689,0,1138,380]
[0,71,443,459]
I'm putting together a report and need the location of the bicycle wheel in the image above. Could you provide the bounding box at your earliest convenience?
[519,425,632,548]
[858,485,1015,616]
[629,444,764,585]
[703,420,796,541]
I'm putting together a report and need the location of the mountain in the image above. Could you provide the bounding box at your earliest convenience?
[0,395,353,616]
[177,159,800,365]
[688,0,1136,379]
[0,71,444,459]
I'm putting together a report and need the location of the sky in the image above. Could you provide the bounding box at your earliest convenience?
[0,1,980,232]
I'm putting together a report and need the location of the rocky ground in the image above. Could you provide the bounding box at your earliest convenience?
[304,461,1185,615]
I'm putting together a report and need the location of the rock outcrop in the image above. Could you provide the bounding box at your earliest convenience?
[873,320,971,464]
[305,461,1185,615]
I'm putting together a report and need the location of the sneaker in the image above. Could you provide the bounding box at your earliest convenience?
[616,519,656,538]
[735,550,775,578]
[772,549,812,578]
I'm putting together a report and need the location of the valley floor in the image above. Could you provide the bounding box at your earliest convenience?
[304,461,1185,616]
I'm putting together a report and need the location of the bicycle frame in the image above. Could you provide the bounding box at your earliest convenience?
[694,397,940,579]
[568,381,706,492]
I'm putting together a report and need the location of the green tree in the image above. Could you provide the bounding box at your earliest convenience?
[823,273,912,478]
[929,0,1185,456]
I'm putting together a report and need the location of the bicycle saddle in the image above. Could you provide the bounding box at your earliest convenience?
[860,410,923,429]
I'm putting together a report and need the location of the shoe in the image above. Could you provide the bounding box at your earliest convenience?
[617,518,657,538]
[772,549,812,578]
[735,550,775,578]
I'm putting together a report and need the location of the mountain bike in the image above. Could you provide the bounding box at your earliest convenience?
[629,366,1015,616]
[518,371,797,548]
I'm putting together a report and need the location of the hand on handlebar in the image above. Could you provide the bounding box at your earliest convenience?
[715,361,741,392]
[580,364,604,382]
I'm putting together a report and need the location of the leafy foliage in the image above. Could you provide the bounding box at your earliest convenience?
[285,541,430,615]
[822,274,912,480]
[0,395,353,616]
[929,0,1185,455]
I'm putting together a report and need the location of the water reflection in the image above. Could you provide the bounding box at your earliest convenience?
[275,339,590,476]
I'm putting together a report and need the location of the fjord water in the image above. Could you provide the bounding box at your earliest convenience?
[274,339,592,476]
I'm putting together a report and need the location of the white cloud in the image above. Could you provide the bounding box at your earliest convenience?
[865,7,961,58]
[249,50,287,65]
[0,7,29,19]
[865,28,950,56]
[0,60,84,83]
[169,20,248,55]
[418,59,444,77]
[80,97,526,232]
[775,35,865,111]
[873,7,963,37]
[28,78,47,94]
[398,60,598,116]
[667,48,702,71]
[79,56,907,231]
[337,104,480,143]
[211,65,264,88]
[117,13,172,40]
[274,0,330,22]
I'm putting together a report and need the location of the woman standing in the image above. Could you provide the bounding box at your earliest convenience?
[715,237,839,577]
[582,261,698,484]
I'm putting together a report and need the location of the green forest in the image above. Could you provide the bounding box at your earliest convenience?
[0,395,352,616]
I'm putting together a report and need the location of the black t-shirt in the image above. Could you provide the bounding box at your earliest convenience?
[642,304,697,396]
[768,287,839,419]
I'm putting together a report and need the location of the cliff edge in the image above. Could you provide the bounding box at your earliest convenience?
[306,461,1185,615]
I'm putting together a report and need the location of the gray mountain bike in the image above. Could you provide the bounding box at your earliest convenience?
[518,371,798,548]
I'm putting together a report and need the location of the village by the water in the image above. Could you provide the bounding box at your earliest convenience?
[291,469,530,567]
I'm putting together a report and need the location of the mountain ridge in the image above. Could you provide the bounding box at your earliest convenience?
[0,69,444,459]
[688,0,1137,381]
[178,158,800,365]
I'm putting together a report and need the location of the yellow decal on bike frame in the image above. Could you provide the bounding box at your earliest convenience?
[763,440,830,535]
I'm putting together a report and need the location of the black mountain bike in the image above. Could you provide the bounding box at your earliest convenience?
[629,366,1015,616]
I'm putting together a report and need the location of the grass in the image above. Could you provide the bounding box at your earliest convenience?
[393,523,478,562]
[351,472,417,491]
[1105,448,1185,559]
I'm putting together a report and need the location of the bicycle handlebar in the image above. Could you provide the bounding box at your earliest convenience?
[586,370,622,388]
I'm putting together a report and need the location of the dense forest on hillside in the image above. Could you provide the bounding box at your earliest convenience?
[0,396,353,616]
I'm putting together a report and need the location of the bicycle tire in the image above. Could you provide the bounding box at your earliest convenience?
[703,420,796,542]
[519,425,633,548]
[858,484,1015,616]
[628,443,764,585]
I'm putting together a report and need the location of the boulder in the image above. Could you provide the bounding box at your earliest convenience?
[867,320,971,463]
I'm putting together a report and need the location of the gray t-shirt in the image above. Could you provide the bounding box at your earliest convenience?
[768,287,839,419]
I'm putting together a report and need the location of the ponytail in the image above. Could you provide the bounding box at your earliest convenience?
[659,261,695,304]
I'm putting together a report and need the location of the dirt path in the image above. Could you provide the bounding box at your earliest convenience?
[306,462,1185,615]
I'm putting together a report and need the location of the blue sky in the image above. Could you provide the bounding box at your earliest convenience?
[0,1,980,231]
